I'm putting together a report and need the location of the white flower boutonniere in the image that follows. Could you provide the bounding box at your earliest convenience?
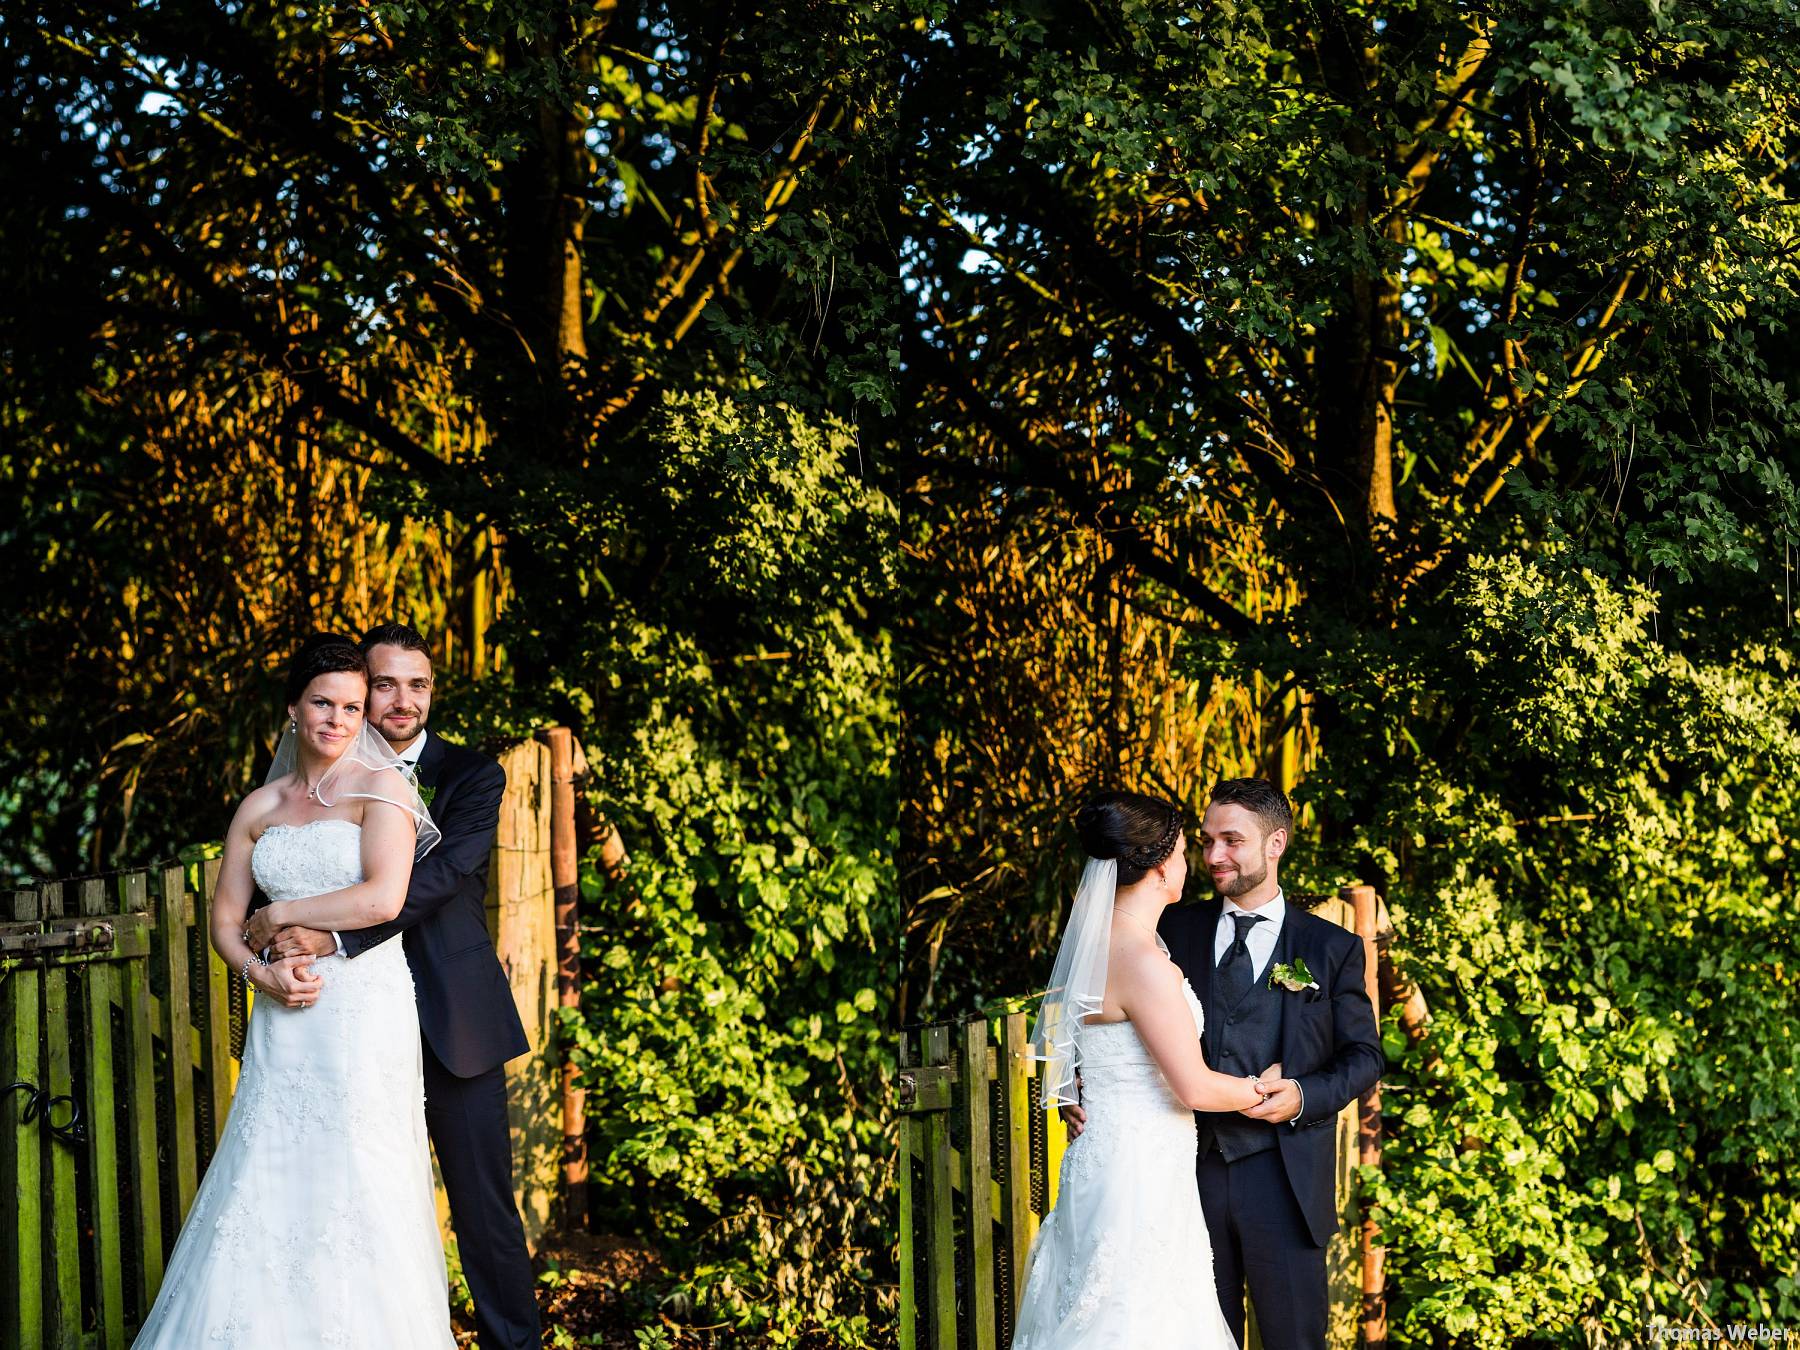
[1267,958,1319,993]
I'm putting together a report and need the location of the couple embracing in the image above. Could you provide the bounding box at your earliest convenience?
[133,626,540,1348]
[1014,780,1384,1350]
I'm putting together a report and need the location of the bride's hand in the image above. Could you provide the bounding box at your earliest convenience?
[255,954,323,1010]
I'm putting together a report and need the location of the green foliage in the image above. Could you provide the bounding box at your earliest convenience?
[485,391,898,1342]
[1294,550,1800,1343]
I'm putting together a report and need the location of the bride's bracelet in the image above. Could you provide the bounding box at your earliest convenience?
[242,955,267,985]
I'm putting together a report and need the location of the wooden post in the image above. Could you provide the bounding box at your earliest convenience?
[78,880,124,1348]
[921,1024,956,1350]
[40,883,80,1350]
[897,1032,919,1350]
[2,889,44,1350]
[997,1012,1034,1331]
[156,866,199,1226]
[195,859,234,1162]
[1345,884,1386,1349]
[539,726,587,1225]
[959,1020,996,1350]
[118,870,165,1316]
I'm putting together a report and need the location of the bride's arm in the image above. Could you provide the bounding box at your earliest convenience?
[209,796,323,1008]
[253,800,416,931]
[1115,948,1268,1113]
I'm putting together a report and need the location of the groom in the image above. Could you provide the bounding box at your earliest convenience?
[253,623,541,1348]
[1065,777,1383,1349]
[1165,778,1382,1349]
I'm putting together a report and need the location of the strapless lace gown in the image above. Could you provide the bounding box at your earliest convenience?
[1012,977,1239,1349]
[134,819,453,1348]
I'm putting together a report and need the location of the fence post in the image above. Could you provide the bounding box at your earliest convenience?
[1346,884,1387,1349]
[921,1024,957,1350]
[960,1019,996,1350]
[539,726,587,1226]
[156,865,198,1226]
[996,1011,1033,1336]
[118,870,164,1316]
[194,859,234,1162]
[1,889,44,1350]
[40,882,80,1350]
[79,879,125,1346]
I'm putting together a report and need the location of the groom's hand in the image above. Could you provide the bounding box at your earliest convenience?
[1058,1103,1087,1140]
[1241,1077,1302,1123]
[270,926,338,960]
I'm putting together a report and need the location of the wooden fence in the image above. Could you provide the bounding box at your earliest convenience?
[0,734,570,1350]
[896,887,1390,1350]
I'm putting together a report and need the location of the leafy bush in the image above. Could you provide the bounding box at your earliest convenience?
[1292,550,1800,1344]
[447,391,898,1344]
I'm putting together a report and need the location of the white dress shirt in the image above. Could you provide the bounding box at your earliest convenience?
[1211,888,1305,1125]
[1212,888,1286,980]
[396,728,429,776]
[329,729,429,956]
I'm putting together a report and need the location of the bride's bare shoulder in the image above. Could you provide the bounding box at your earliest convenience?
[1111,939,1183,990]
[230,781,286,835]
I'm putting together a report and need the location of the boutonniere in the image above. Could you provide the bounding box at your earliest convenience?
[1268,958,1319,993]
[417,785,437,810]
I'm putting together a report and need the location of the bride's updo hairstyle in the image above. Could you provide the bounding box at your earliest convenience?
[1076,790,1186,886]
[283,632,368,705]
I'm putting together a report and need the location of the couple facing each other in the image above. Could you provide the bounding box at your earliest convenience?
[134,625,540,1349]
[1014,779,1385,1350]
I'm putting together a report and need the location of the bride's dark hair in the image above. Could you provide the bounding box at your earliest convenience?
[1076,790,1186,886]
[283,632,369,704]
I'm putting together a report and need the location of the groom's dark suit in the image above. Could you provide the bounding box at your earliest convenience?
[341,731,538,1349]
[1160,896,1383,1350]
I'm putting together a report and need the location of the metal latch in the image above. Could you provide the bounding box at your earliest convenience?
[0,920,117,963]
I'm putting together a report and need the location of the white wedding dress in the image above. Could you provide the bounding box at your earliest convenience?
[1012,974,1239,1350]
[134,819,454,1348]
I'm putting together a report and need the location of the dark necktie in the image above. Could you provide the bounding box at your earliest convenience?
[1216,912,1267,1006]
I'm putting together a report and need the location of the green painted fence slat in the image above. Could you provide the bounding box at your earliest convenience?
[157,866,198,1229]
[80,881,126,1346]
[960,1019,997,1350]
[196,859,233,1163]
[897,1037,919,1350]
[998,1011,1034,1335]
[118,871,164,1319]
[921,1024,956,1350]
[1,890,44,1350]
[41,883,82,1350]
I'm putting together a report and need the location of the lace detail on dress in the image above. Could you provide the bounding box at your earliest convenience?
[252,818,366,902]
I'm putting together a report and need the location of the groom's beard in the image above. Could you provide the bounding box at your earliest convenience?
[1212,861,1268,898]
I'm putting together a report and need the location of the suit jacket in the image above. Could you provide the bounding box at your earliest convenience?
[1160,897,1384,1246]
[341,732,530,1079]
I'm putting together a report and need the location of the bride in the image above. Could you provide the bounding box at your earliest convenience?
[134,634,454,1348]
[1013,791,1267,1350]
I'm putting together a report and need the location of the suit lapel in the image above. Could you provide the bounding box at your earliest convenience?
[1277,910,1307,1062]
[1268,908,1294,1054]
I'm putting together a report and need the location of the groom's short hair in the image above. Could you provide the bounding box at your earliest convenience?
[1208,778,1293,841]
[359,623,432,662]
